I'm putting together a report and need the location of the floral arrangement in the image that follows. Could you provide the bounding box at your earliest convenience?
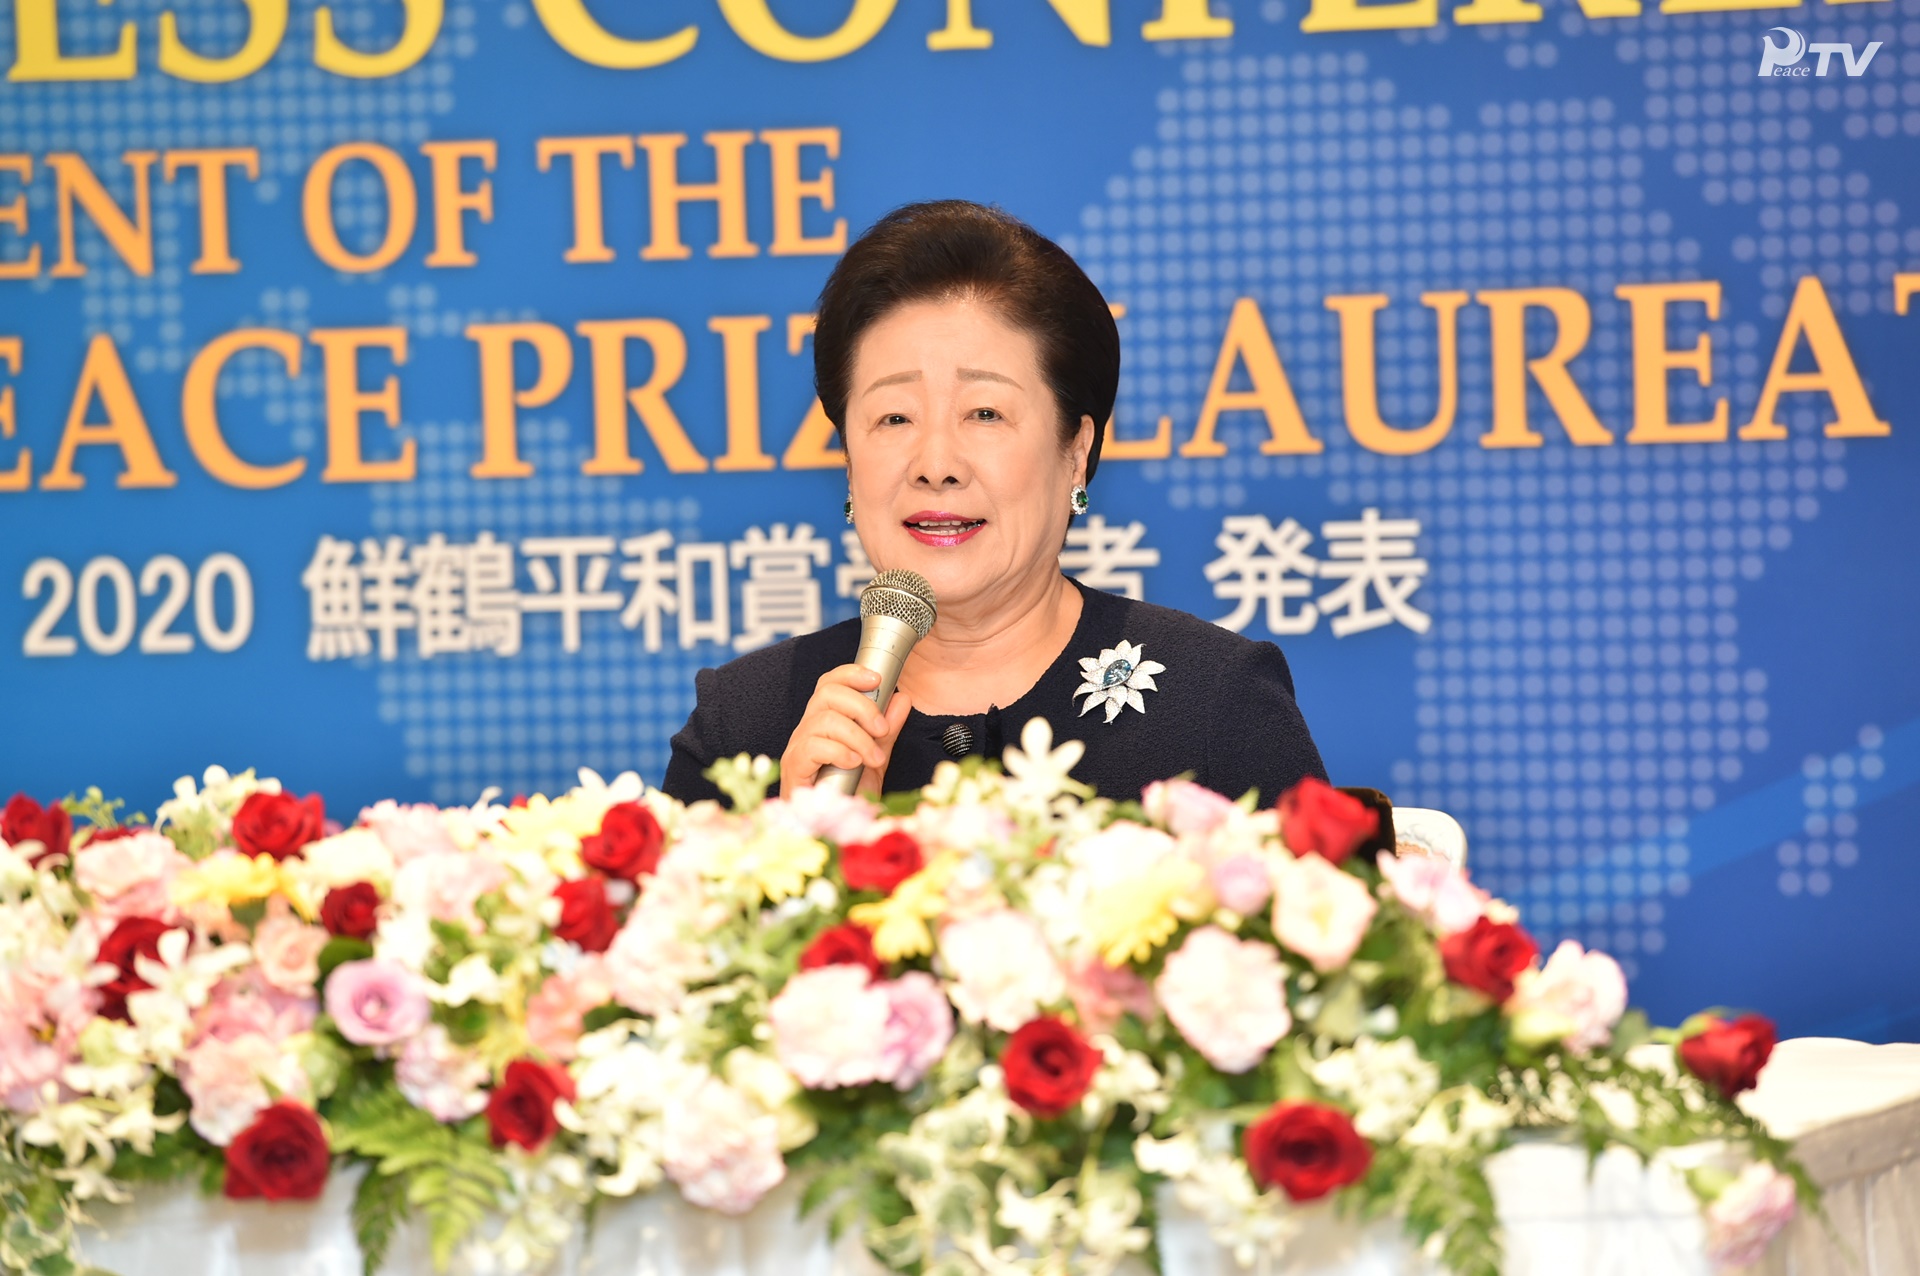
[0,723,1807,1276]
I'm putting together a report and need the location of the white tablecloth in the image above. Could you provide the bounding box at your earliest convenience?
[74,1037,1920,1276]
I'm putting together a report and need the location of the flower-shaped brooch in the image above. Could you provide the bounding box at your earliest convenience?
[1074,641,1166,723]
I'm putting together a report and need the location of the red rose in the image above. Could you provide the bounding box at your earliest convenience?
[1243,1101,1373,1202]
[1001,1017,1101,1119]
[1439,916,1539,1004]
[223,1101,331,1200]
[840,831,925,895]
[82,825,144,845]
[1679,1014,1777,1100]
[96,916,174,1021]
[552,877,618,953]
[487,1058,576,1151]
[581,802,665,882]
[3,793,72,867]
[799,922,883,980]
[320,882,381,940]
[231,791,325,861]
[1276,778,1378,866]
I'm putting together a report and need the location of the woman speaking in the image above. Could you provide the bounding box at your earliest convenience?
[662,201,1326,806]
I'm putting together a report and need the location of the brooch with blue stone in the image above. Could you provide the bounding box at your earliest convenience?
[1074,640,1166,723]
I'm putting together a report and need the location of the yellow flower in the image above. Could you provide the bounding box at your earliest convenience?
[171,851,284,911]
[709,827,828,904]
[848,855,957,962]
[1084,856,1207,966]
[495,793,603,875]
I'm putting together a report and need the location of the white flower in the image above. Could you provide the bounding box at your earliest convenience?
[433,953,507,1007]
[938,908,1066,1033]
[1309,1036,1440,1140]
[1155,927,1291,1074]
[1002,717,1090,803]
[661,1076,786,1215]
[1270,852,1378,972]
[1074,640,1166,723]
[1506,940,1629,1054]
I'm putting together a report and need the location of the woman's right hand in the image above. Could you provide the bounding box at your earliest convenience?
[780,664,913,799]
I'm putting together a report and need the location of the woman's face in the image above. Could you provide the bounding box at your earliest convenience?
[844,296,1092,621]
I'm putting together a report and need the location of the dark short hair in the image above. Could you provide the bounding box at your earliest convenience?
[813,201,1120,485]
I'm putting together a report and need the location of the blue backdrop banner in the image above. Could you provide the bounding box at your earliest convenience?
[2,0,1917,1041]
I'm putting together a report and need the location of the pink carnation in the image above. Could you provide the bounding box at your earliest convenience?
[1705,1161,1797,1269]
[395,1024,490,1122]
[324,959,431,1048]
[358,800,457,863]
[1209,853,1275,916]
[768,965,891,1089]
[877,973,954,1091]
[604,907,710,1017]
[762,786,878,847]
[938,909,1065,1033]
[1142,779,1238,837]
[1065,955,1157,1037]
[392,851,506,933]
[178,1033,293,1145]
[72,831,192,925]
[1507,940,1629,1053]
[251,899,329,997]
[1271,853,1378,973]
[0,966,93,1113]
[195,971,315,1046]
[662,1076,786,1215]
[1377,851,1489,937]
[1154,926,1292,1074]
[525,955,614,1063]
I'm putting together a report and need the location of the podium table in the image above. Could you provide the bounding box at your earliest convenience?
[75,1038,1920,1276]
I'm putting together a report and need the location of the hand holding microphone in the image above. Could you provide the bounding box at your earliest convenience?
[780,570,937,799]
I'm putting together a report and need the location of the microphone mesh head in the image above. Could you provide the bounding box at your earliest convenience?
[860,569,937,639]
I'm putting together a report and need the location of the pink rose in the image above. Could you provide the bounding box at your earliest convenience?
[179,1033,303,1146]
[392,851,507,933]
[1377,852,1489,937]
[877,972,954,1091]
[251,899,330,997]
[395,1024,490,1122]
[1209,853,1275,916]
[73,831,193,925]
[1155,926,1292,1073]
[324,959,431,1048]
[662,1077,786,1215]
[1142,779,1238,837]
[1271,853,1378,973]
[525,956,614,1063]
[938,909,1066,1033]
[1705,1161,1797,1269]
[769,965,891,1089]
[0,966,93,1113]
[358,800,457,863]
[1506,940,1629,1053]
[1065,955,1157,1037]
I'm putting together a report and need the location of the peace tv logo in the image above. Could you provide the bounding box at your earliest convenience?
[1756,26,1883,77]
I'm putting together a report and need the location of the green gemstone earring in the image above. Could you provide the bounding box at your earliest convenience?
[1069,484,1090,516]
[844,494,855,525]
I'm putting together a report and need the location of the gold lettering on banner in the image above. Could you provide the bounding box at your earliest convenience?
[162,148,259,274]
[9,0,136,81]
[577,319,711,474]
[1099,304,1173,461]
[1741,275,1889,440]
[1617,280,1729,444]
[717,0,897,62]
[49,151,156,278]
[1143,0,1233,39]
[43,334,178,490]
[1326,291,1467,456]
[1455,0,1644,24]
[1478,287,1616,448]
[422,139,497,268]
[536,136,635,264]
[0,338,27,492]
[303,143,419,273]
[0,157,42,280]
[314,0,442,77]
[639,132,758,261]
[469,322,575,479]
[1181,297,1323,458]
[1300,0,1435,34]
[159,0,287,82]
[711,316,778,472]
[763,129,848,256]
[530,0,698,67]
[183,329,306,489]
[781,315,846,470]
[313,326,417,482]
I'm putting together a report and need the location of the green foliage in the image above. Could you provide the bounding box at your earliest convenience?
[317,937,375,986]
[60,788,142,837]
[328,1083,511,1272]
[1380,1148,1502,1276]
[705,754,778,812]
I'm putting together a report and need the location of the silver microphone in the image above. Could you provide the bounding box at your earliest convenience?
[814,569,937,795]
